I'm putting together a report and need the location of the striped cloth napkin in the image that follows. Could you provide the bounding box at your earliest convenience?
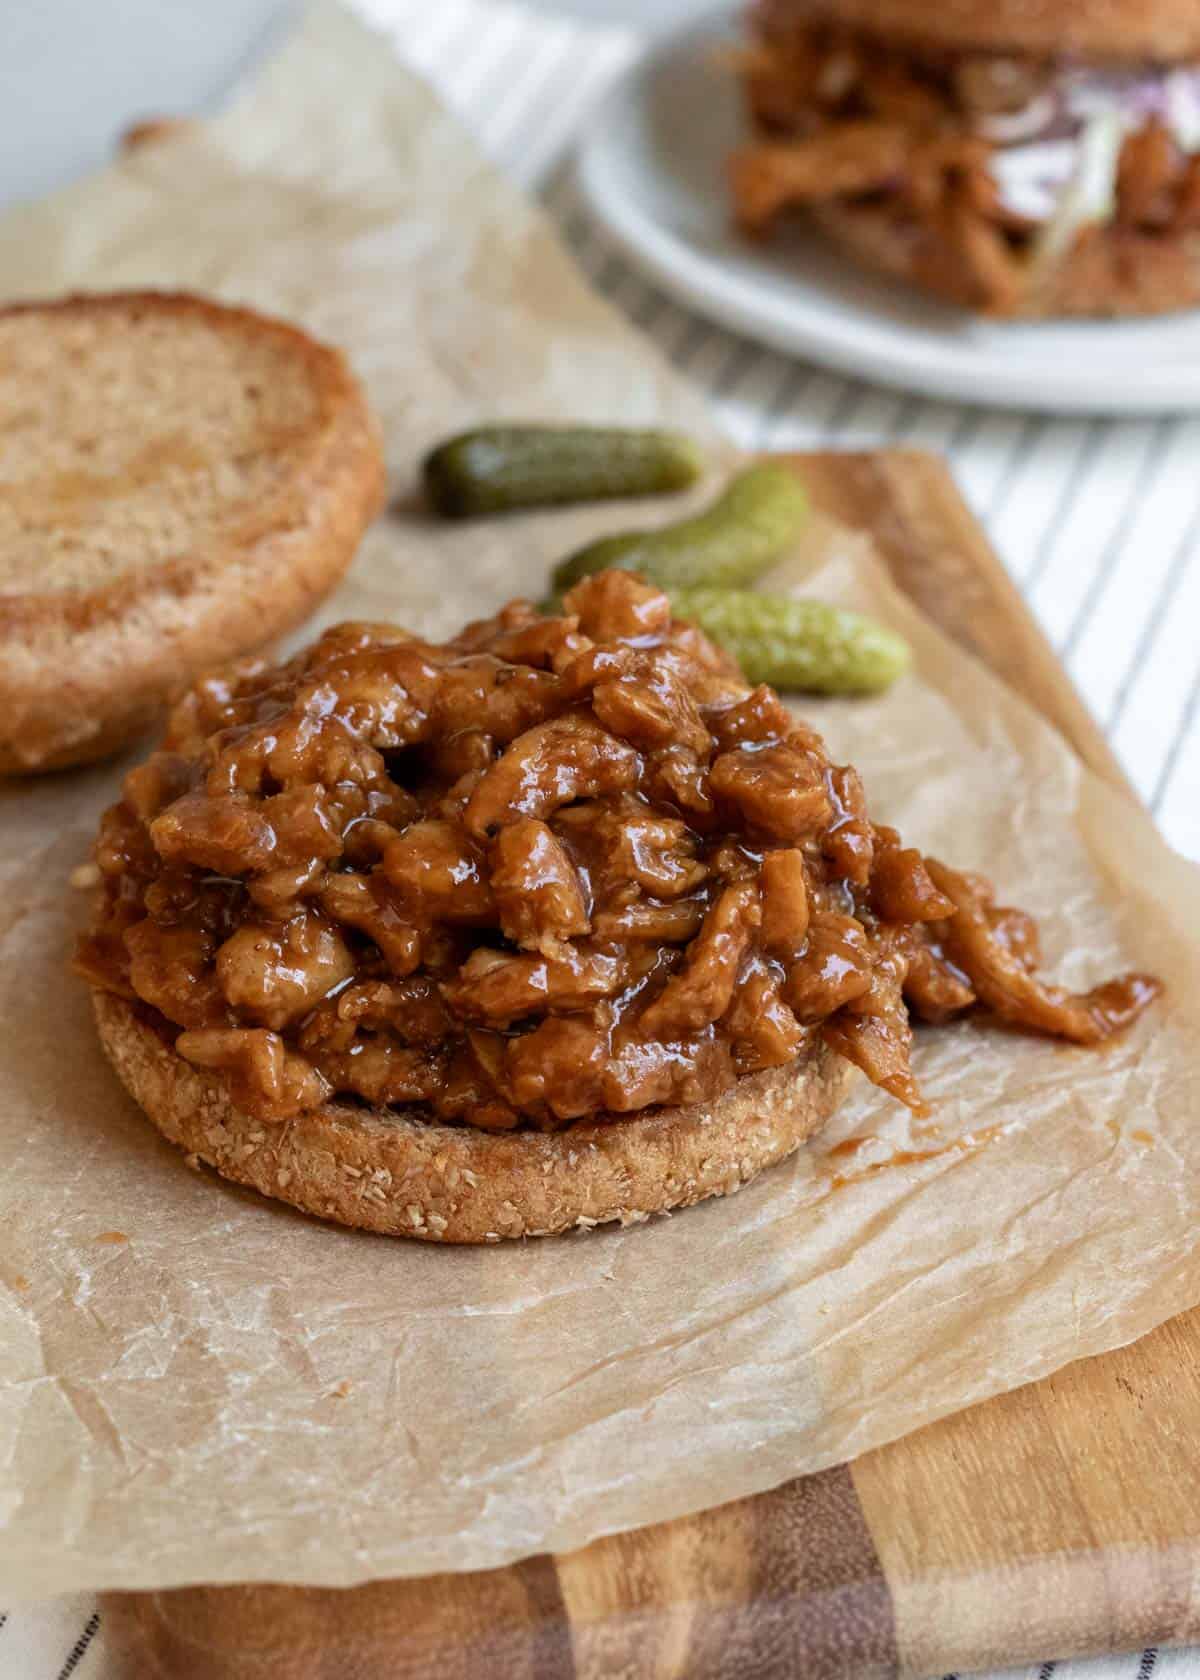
[5,2,1197,1675]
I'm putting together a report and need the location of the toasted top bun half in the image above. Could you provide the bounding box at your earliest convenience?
[786,0,1200,62]
[0,291,385,773]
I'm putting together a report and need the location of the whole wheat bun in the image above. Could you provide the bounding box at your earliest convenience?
[809,201,1200,317]
[93,992,853,1243]
[0,291,385,774]
[788,0,1200,62]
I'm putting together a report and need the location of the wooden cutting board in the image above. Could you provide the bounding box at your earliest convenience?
[103,450,1200,1680]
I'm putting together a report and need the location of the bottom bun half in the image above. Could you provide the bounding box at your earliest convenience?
[93,993,854,1243]
[811,201,1200,319]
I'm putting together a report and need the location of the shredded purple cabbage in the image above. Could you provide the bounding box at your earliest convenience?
[980,64,1200,224]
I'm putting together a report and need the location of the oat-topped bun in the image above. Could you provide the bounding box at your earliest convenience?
[0,291,385,773]
[91,995,852,1241]
[76,569,1158,1242]
[788,0,1200,63]
[733,0,1200,316]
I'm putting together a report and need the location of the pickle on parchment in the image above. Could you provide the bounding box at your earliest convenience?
[667,588,911,695]
[552,462,808,593]
[422,426,704,517]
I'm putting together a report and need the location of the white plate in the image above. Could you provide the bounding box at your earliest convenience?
[577,8,1200,415]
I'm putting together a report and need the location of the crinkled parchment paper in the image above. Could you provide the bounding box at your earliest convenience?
[2,2,1199,1602]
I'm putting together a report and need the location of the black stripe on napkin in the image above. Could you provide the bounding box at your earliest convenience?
[56,1611,100,1680]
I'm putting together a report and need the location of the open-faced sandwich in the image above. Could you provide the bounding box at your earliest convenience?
[75,568,1160,1241]
[730,0,1200,316]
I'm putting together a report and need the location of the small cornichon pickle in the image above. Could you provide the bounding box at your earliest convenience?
[552,462,808,593]
[422,426,704,517]
[668,588,911,695]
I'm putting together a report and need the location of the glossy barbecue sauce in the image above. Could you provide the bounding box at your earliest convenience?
[76,570,1160,1132]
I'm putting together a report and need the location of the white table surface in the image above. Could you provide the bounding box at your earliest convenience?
[4,3,1198,1676]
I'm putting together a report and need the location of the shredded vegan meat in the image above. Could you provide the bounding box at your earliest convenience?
[730,1,1200,312]
[77,570,1160,1131]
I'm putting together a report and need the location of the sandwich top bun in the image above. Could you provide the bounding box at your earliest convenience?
[789,0,1200,62]
[0,291,385,773]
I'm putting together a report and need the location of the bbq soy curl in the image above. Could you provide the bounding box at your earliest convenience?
[76,572,1159,1134]
[733,17,1200,314]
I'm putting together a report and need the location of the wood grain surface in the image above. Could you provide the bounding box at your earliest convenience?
[103,451,1197,1680]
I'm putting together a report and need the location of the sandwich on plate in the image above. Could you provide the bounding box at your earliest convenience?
[730,0,1200,315]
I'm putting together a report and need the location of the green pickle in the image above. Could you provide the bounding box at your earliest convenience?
[423,425,704,517]
[667,588,911,695]
[552,461,808,592]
